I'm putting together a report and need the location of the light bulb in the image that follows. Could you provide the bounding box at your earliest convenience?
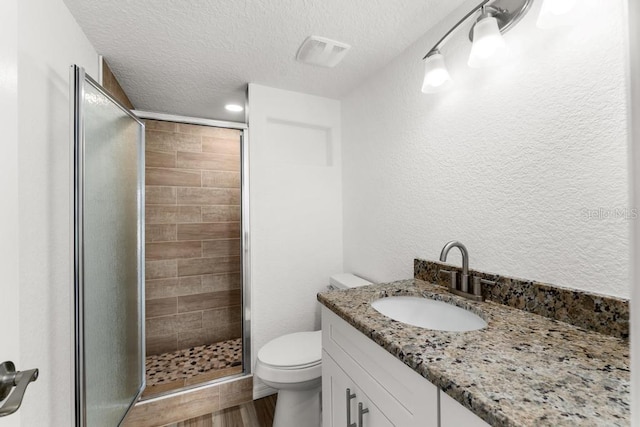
[421,53,452,93]
[537,0,577,28]
[468,16,507,68]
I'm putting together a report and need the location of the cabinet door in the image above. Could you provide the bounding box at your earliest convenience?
[322,308,438,427]
[323,351,393,427]
[440,391,490,427]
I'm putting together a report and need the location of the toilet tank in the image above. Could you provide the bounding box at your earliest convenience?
[329,273,372,290]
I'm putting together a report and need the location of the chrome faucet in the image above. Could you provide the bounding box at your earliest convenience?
[439,241,470,293]
[439,241,490,302]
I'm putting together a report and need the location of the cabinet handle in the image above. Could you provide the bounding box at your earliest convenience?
[346,388,356,427]
[358,402,369,427]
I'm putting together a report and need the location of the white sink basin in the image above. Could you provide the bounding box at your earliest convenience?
[371,296,487,332]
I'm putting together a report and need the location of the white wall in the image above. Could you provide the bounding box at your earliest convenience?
[628,0,640,422]
[248,84,343,397]
[342,0,630,298]
[0,1,20,426]
[17,0,98,424]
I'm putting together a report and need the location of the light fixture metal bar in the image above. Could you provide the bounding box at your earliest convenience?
[422,0,533,60]
[422,0,490,60]
[468,0,534,41]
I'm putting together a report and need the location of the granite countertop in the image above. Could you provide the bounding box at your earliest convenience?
[317,279,630,427]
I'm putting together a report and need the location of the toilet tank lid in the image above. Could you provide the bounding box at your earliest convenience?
[329,273,372,289]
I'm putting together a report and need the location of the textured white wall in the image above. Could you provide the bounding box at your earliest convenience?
[248,84,343,397]
[342,0,630,298]
[17,0,98,424]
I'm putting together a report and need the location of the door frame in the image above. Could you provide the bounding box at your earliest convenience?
[0,0,20,424]
[132,110,253,383]
[133,110,247,131]
[628,0,640,424]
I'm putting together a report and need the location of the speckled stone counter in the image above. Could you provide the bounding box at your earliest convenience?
[317,279,630,427]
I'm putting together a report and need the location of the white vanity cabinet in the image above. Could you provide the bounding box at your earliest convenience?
[440,392,490,427]
[321,306,489,427]
[323,354,393,427]
[322,307,438,427]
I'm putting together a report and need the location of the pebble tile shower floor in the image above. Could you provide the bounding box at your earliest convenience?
[144,338,243,398]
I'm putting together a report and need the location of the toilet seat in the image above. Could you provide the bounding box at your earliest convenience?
[255,331,322,384]
[258,331,321,369]
[259,358,321,370]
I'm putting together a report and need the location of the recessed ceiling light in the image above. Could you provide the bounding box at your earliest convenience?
[225,104,244,112]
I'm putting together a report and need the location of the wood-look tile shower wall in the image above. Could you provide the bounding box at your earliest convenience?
[144,120,242,356]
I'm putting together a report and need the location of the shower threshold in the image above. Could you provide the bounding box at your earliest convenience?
[143,338,243,398]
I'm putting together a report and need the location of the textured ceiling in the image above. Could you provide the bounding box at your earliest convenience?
[63,0,466,122]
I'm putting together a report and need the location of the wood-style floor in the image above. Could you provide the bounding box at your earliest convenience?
[166,394,277,427]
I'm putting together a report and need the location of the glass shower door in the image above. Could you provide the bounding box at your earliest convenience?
[71,65,145,426]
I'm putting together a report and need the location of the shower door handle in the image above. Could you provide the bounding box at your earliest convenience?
[0,361,39,417]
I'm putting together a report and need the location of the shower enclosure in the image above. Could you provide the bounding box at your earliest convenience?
[137,113,249,399]
[71,65,145,426]
[72,64,250,425]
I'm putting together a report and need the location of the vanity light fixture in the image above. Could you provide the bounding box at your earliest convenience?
[467,12,507,68]
[421,0,533,93]
[421,51,453,93]
[225,104,244,112]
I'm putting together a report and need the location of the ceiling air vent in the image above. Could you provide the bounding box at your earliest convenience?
[296,36,351,68]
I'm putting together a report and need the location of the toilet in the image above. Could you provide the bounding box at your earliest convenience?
[255,273,372,427]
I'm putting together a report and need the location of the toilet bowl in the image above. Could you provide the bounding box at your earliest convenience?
[255,273,372,427]
[255,331,323,427]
